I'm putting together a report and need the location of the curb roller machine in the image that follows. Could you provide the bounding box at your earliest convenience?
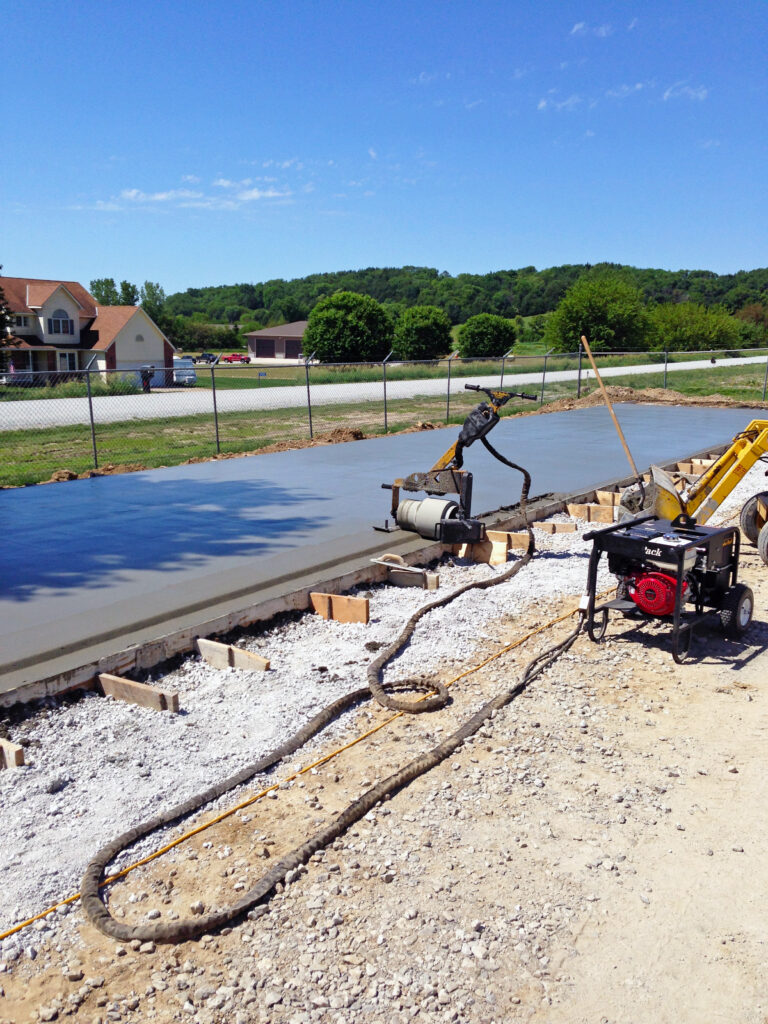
[582,513,754,663]
[376,384,537,542]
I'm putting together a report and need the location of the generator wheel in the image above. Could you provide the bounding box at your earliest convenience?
[587,608,609,642]
[739,491,768,546]
[672,624,692,664]
[720,583,754,638]
[758,522,768,568]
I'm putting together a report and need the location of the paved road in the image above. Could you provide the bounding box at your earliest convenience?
[1,355,765,431]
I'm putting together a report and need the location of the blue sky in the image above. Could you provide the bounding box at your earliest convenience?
[3,0,766,294]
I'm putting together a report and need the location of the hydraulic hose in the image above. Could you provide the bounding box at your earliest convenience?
[82,453,566,944]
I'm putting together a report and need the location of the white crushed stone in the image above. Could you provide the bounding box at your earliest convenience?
[3,457,763,948]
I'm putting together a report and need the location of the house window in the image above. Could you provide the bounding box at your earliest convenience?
[135,334,144,343]
[59,352,77,371]
[14,315,29,328]
[48,309,74,335]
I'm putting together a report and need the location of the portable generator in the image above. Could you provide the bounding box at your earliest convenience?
[582,513,753,663]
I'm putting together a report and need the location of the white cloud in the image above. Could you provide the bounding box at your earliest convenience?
[236,187,291,201]
[213,177,253,189]
[181,174,201,184]
[663,81,708,101]
[262,158,302,170]
[107,181,291,211]
[584,129,595,138]
[368,147,378,160]
[700,138,720,149]
[120,188,204,203]
[606,82,645,99]
[571,21,614,39]
[628,17,639,30]
[538,93,582,112]
[464,99,483,110]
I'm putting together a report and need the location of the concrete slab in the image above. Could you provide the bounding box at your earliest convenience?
[1,404,758,694]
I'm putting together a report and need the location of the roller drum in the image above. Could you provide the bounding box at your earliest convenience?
[396,497,459,540]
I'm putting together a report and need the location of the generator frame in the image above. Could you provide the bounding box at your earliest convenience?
[582,513,742,663]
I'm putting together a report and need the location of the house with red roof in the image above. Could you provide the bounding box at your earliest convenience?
[1,277,174,384]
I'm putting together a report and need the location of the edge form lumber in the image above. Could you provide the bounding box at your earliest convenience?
[310,593,370,624]
[0,738,24,769]
[98,673,180,712]
[195,638,270,671]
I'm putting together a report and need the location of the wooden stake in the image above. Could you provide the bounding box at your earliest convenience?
[195,638,270,671]
[98,673,179,712]
[580,335,641,480]
[0,738,24,769]
[310,593,370,624]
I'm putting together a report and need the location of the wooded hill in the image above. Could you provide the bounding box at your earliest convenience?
[165,263,768,330]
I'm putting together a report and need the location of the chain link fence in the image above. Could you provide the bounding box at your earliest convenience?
[2,349,767,487]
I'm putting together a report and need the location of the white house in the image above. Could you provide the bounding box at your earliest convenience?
[1,277,173,384]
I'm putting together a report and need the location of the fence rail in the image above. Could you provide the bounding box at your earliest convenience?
[1,348,767,487]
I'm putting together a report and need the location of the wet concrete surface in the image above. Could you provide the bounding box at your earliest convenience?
[1,404,759,693]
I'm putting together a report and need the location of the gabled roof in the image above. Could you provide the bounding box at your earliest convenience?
[79,305,175,352]
[1,277,97,318]
[246,320,308,339]
[80,306,143,351]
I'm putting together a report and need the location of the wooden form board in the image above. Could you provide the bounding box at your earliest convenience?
[310,593,370,624]
[0,738,24,769]
[453,530,531,566]
[534,521,578,534]
[98,673,179,712]
[595,490,621,507]
[567,503,615,524]
[195,638,270,671]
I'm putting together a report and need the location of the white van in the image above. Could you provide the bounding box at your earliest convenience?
[173,356,197,387]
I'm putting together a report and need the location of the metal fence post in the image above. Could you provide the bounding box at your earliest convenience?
[382,350,392,432]
[305,352,315,439]
[576,343,583,398]
[663,350,669,390]
[540,348,553,405]
[211,366,221,453]
[446,355,453,422]
[500,347,514,389]
[86,369,98,469]
[762,353,768,402]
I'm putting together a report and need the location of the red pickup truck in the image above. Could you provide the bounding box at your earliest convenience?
[220,353,250,363]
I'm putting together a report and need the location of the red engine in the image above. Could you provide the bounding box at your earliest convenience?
[624,571,687,617]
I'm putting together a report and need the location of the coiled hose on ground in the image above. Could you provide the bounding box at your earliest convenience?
[82,454,583,943]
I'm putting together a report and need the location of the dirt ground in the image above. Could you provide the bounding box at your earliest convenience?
[1,527,767,1023]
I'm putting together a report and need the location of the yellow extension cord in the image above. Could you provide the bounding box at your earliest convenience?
[0,600,585,943]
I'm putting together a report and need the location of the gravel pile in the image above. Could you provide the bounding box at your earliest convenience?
[0,520,608,942]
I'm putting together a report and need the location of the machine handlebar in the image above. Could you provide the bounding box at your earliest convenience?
[464,384,538,404]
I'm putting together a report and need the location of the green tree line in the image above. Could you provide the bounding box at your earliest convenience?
[89,264,768,359]
[160,262,768,330]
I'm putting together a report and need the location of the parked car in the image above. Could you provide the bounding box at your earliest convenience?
[220,353,250,363]
[0,370,42,387]
[173,357,198,386]
[194,352,219,364]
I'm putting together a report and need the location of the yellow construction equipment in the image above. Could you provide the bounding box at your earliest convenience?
[642,419,768,564]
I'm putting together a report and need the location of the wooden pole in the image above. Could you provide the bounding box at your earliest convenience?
[580,335,641,479]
